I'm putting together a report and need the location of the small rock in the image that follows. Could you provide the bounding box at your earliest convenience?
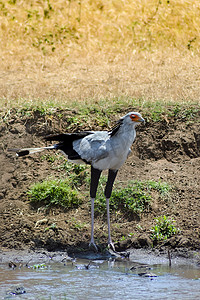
[6,285,26,296]
[8,261,17,269]
[130,264,151,271]
[35,219,48,228]
[138,272,157,278]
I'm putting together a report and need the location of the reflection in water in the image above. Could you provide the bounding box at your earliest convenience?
[0,257,200,300]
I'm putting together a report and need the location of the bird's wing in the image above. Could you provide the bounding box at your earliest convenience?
[73,131,110,163]
[44,131,94,142]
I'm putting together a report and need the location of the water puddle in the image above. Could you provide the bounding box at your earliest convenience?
[0,250,199,299]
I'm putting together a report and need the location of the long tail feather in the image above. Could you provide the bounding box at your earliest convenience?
[8,146,55,157]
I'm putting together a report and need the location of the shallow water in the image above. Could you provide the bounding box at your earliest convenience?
[0,250,200,300]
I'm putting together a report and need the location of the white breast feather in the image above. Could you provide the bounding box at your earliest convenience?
[73,123,136,170]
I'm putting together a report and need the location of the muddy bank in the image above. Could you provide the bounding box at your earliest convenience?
[0,109,200,253]
[0,248,199,266]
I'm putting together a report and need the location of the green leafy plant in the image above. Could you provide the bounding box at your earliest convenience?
[45,223,57,232]
[120,232,134,241]
[151,215,178,241]
[27,179,82,208]
[41,154,57,163]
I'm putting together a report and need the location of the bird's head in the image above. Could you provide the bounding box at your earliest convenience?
[109,112,145,137]
[125,112,145,125]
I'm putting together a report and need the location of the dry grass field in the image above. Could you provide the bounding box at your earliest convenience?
[0,0,200,108]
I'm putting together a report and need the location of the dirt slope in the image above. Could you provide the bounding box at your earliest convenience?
[0,110,200,253]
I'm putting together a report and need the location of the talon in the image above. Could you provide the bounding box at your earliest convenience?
[108,242,116,252]
[89,242,98,252]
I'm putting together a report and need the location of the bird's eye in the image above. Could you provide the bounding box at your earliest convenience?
[130,114,137,120]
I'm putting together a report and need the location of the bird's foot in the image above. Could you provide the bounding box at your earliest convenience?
[89,241,98,252]
[108,241,116,252]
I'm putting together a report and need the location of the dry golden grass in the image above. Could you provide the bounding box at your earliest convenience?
[1,0,200,56]
[0,0,200,108]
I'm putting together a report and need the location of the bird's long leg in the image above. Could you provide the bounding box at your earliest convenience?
[106,198,113,248]
[105,169,118,251]
[90,197,95,247]
[89,166,102,251]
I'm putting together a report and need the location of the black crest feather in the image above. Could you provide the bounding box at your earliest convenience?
[109,118,123,137]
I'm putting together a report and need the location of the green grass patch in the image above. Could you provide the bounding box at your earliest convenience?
[27,179,82,209]
[143,180,171,195]
[27,161,88,208]
[151,215,178,241]
[41,153,58,163]
[94,179,171,216]
[1,97,199,126]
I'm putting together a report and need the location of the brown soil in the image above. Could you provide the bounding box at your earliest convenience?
[0,109,200,254]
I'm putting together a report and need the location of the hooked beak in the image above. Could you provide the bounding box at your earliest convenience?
[139,117,145,124]
[134,116,145,124]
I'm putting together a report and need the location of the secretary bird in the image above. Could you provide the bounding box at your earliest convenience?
[9,112,145,251]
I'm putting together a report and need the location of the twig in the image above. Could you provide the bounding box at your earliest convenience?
[168,247,172,267]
